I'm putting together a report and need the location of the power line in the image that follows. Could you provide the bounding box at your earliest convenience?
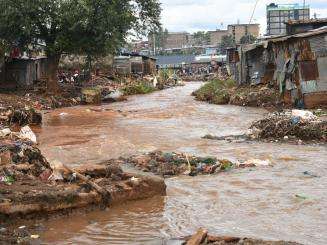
[249,0,260,24]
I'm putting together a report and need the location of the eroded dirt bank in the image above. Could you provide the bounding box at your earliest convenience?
[19,82,327,244]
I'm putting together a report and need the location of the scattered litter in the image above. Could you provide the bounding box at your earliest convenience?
[242,159,271,167]
[48,160,65,181]
[0,128,11,137]
[295,194,309,200]
[0,175,15,185]
[59,112,68,117]
[30,234,40,239]
[303,171,319,178]
[19,126,37,144]
[291,110,317,122]
[250,110,326,141]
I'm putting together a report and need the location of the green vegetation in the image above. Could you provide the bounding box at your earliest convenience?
[240,34,257,44]
[121,81,156,96]
[0,0,161,91]
[192,79,236,104]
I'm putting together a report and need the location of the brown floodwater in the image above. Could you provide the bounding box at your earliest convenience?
[36,82,327,245]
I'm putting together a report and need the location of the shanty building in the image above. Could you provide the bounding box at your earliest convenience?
[0,56,48,90]
[113,53,156,76]
[227,25,327,108]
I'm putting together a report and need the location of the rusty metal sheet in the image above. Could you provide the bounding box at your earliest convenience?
[299,60,319,81]
[301,80,318,93]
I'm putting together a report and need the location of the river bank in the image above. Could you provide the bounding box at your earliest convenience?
[28,82,326,245]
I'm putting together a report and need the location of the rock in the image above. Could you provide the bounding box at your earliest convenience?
[207,235,240,243]
[82,87,102,104]
[0,151,12,166]
[186,228,208,245]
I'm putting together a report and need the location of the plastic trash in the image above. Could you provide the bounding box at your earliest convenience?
[242,159,271,167]
[291,110,317,121]
[0,175,14,185]
[59,112,68,117]
[295,194,308,200]
[19,126,37,144]
[0,128,11,137]
[48,160,65,181]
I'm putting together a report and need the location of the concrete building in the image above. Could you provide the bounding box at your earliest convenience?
[208,30,229,46]
[164,32,190,49]
[266,3,310,36]
[227,24,260,43]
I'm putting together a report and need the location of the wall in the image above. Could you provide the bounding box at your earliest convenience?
[227,24,260,43]
[209,30,228,46]
[165,33,189,49]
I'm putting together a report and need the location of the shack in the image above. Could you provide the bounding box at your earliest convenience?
[226,25,327,108]
[113,53,156,76]
[0,56,48,89]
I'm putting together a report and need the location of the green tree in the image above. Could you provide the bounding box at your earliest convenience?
[220,35,235,52]
[193,31,210,46]
[240,34,257,44]
[150,27,168,53]
[0,0,161,91]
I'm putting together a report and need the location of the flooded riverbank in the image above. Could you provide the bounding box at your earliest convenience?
[36,82,327,244]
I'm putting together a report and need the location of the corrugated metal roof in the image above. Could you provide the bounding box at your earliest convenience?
[154,55,196,66]
[264,27,327,43]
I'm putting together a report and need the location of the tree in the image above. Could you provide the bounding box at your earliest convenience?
[240,34,257,44]
[219,35,235,53]
[0,0,161,91]
[193,31,210,46]
[149,27,168,54]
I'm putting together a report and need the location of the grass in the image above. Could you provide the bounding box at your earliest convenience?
[121,81,156,96]
[192,79,236,104]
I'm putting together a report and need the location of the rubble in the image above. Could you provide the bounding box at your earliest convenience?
[249,110,327,142]
[184,228,300,245]
[122,151,270,177]
[192,79,280,108]
[0,136,166,228]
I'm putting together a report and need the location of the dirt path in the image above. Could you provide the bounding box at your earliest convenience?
[35,82,327,244]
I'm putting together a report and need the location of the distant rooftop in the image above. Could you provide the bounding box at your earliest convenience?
[267,3,309,11]
[286,18,327,25]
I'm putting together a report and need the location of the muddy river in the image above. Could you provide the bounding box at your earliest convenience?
[36,82,327,244]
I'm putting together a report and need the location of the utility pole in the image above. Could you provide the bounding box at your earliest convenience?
[153,33,156,56]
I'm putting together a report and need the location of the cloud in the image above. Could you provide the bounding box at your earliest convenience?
[159,0,327,34]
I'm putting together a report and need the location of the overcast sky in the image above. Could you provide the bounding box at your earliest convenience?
[160,0,327,35]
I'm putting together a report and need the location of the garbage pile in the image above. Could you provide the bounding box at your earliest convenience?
[249,110,327,142]
[184,228,299,245]
[0,107,42,127]
[123,151,271,177]
[0,136,49,181]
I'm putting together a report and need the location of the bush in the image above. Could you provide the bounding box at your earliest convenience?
[192,79,236,104]
[121,81,156,95]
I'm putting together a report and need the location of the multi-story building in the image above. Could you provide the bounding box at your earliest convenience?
[164,32,190,49]
[208,29,229,46]
[227,24,260,43]
[266,3,310,36]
